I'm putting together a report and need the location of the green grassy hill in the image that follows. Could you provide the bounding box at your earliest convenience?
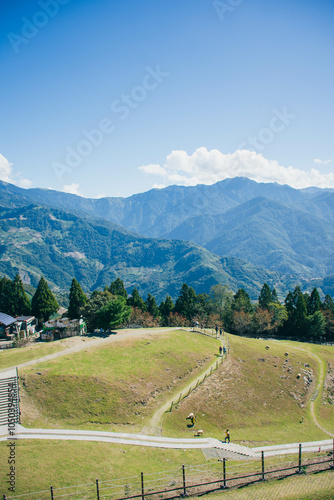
[1,330,333,497]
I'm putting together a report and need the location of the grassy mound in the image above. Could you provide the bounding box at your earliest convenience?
[163,335,333,445]
[19,330,220,431]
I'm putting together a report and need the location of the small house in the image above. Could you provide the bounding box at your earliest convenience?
[41,317,87,341]
[15,316,37,337]
[0,313,19,339]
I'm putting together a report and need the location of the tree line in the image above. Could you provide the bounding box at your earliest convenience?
[1,275,333,343]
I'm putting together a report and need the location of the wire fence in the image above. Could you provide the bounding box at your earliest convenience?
[168,331,229,412]
[4,444,334,500]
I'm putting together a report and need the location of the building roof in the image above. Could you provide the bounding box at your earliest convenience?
[0,312,16,326]
[15,316,35,321]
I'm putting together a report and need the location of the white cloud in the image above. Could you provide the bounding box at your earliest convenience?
[0,153,32,188]
[139,147,334,189]
[313,158,332,165]
[62,183,82,196]
[0,154,14,182]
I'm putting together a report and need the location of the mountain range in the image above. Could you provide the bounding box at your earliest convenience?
[1,177,334,301]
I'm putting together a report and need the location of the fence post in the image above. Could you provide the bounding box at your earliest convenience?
[221,458,227,488]
[261,451,265,481]
[182,464,187,496]
[298,444,302,473]
[141,472,145,500]
[50,486,54,500]
[96,478,100,500]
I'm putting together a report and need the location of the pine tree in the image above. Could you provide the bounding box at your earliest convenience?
[307,287,322,315]
[31,277,59,323]
[127,288,146,311]
[145,293,159,317]
[271,288,279,303]
[258,283,272,310]
[160,295,174,320]
[68,278,87,319]
[11,274,31,316]
[231,289,253,314]
[323,294,334,312]
[108,278,127,298]
[284,286,307,339]
[0,277,14,316]
[175,284,197,320]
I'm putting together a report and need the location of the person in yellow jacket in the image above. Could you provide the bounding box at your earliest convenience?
[224,429,230,443]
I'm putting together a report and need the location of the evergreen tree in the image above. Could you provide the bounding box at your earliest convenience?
[307,287,322,315]
[97,296,131,329]
[323,294,334,312]
[11,274,31,316]
[271,288,279,303]
[307,311,325,342]
[258,283,272,310]
[174,283,197,320]
[127,288,146,311]
[68,278,87,319]
[231,288,253,314]
[159,295,174,325]
[108,278,127,298]
[145,293,159,317]
[31,277,59,323]
[81,290,112,330]
[0,277,14,316]
[284,286,307,339]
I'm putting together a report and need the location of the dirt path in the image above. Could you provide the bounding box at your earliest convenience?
[141,333,225,436]
[0,327,180,373]
[273,341,334,438]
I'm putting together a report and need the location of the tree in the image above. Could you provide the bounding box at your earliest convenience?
[258,283,272,310]
[209,284,234,320]
[174,283,197,320]
[159,295,174,326]
[231,288,253,314]
[284,286,307,339]
[307,288,322,316]
[80,290,112,331]
[0,277,14,316]
[108,278,127,299]
[68,278,87,319]
[128,307,160,328]
[145,293,159,318]
[323,294,334,312]
[97,296,131,329]
[11,274,31,316]
[31,277,59,323]
[127,288,146,311]
[271,288,279,304]
[306,311,326,342]
[231,310,253,336]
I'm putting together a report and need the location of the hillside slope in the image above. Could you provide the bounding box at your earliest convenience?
[2,178,334,279]
[0,204,279,299]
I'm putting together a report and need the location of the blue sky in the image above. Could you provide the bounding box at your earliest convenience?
[1,0,334,198]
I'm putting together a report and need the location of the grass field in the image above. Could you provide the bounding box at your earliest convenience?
[0,340,69,370]
[163,335,333,445]
[1,330,333,499]
[204,470,334,500]
[19,330,220,431]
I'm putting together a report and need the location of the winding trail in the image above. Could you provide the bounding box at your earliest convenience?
[141,333,225,436]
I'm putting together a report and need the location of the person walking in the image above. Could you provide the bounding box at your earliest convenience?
[224,429,230,443]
